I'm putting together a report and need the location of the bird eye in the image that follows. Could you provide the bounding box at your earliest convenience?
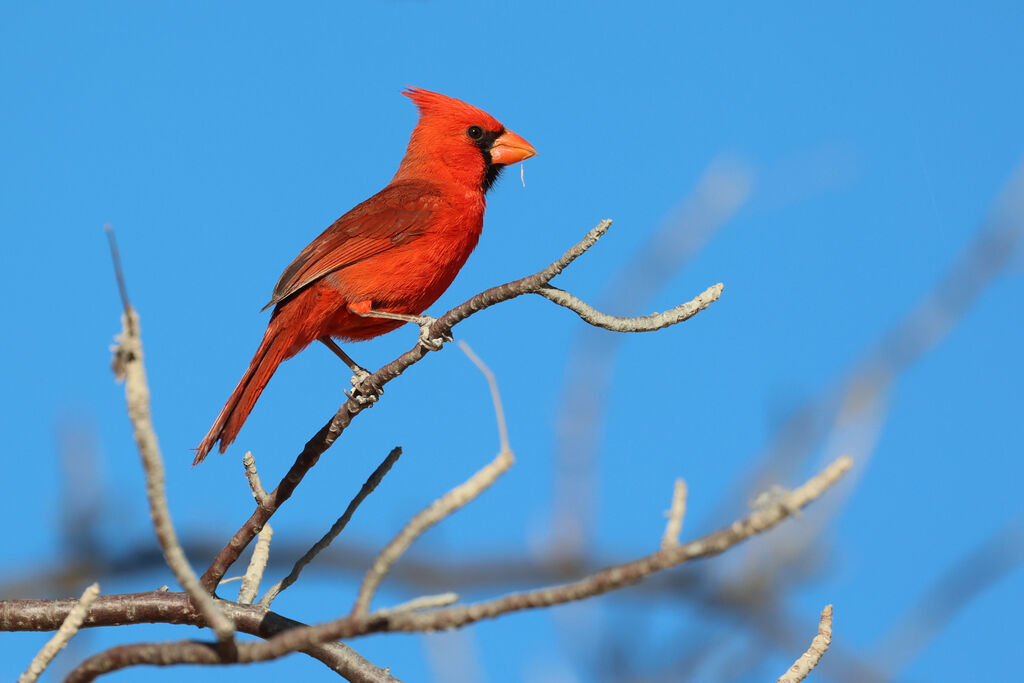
[466,126,484,140]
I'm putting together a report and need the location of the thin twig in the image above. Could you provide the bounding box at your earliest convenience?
[457,341,510,453]
[107,230,236,656]
[351,450,515,616]
[661,479,688,550]
[777,605,833,683]
[202,219,722,591]
[259,447,403,608]
[18,582,99,683]
[237,524,273,605]
[242,452,269,507]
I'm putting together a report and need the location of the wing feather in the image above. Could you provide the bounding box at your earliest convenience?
[264,181,441,309]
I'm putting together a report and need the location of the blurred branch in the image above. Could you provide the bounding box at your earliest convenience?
[872,519,1024,679]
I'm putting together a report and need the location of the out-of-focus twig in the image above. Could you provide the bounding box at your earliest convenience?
[18,582,99,683]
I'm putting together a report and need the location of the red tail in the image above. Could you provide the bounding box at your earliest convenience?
[194,317,297,465]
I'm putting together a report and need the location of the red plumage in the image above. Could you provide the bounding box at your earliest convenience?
[194,88,536,464]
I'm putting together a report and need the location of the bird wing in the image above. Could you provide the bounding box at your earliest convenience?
[263,181,441,309]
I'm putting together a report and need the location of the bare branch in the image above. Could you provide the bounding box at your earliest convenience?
[242,451,269,507]
[351,450,515,616]
[107,230,235,655]
[237,524,273,605]
[63,638,400,683]
[661,479,688,550]
[536,283,723,333]
[259,447,403,608]
[3,591,397,680]
[18,582,99,683]
[777,605,833,683]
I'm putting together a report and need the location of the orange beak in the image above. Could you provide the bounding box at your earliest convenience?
[489,129,537,165]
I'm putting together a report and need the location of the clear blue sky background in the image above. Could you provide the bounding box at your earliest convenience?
[2,2,1022,681]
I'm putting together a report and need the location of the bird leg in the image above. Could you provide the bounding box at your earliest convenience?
[318,337,381,402]
[348,306,453,352]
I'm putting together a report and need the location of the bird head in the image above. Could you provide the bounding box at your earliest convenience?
[396,87,536,193]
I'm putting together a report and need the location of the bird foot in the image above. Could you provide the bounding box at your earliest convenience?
[415,316,453,352]
[346,368,383,405]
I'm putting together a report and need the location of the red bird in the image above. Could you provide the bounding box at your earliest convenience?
[194,88,536,464]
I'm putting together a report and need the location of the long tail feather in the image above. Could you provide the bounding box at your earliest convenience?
[194,321,294,465]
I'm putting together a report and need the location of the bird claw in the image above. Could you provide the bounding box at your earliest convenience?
[346,369,382,405]
[416,317,452,351]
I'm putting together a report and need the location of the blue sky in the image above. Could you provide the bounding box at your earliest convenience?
[2,2,1022,681]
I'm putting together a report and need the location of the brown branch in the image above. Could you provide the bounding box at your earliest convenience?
[2,592,397,681]
[64,637,399,683]
[777,605,833,683]
[259,447,404,608]
[107,228,236,656]
[199,219,722,590]
[18,582,99,683]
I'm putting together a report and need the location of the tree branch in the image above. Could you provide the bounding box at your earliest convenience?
[107,228,236,656]
[259,447,403,608]
[18,582,99,683]
[777,605,833,683]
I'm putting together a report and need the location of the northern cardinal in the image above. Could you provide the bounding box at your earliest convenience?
[194,88,536,464]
